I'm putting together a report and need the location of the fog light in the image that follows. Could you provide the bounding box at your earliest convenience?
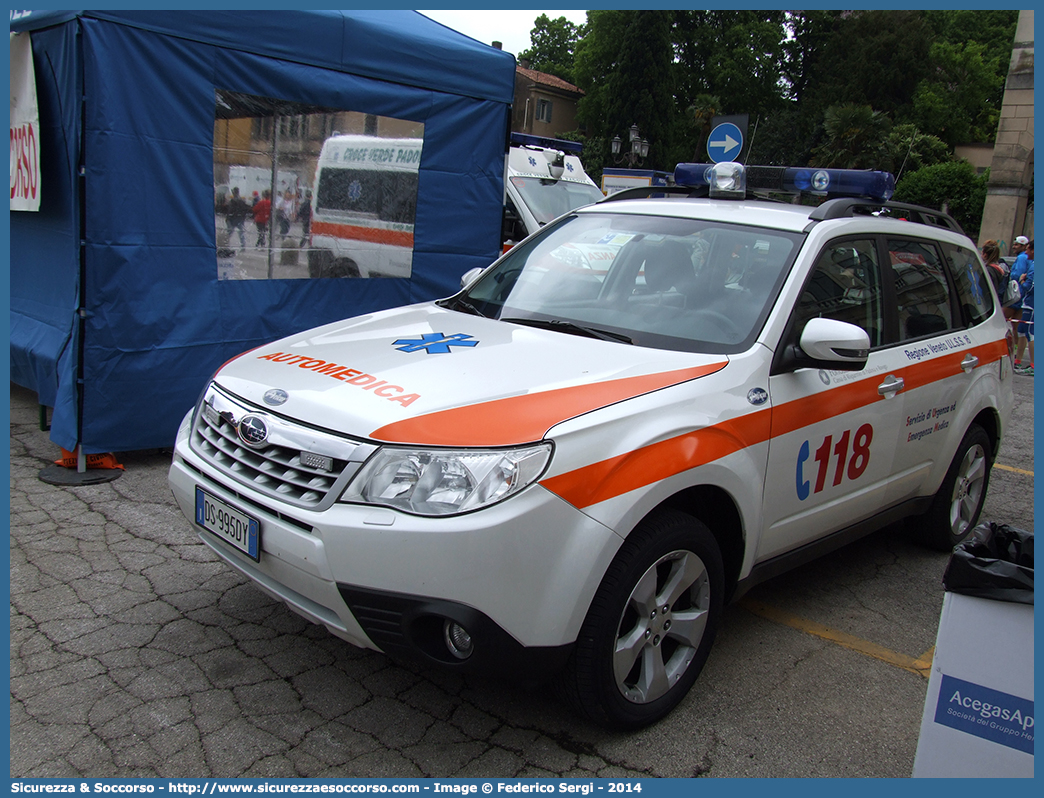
[443,620,474,660]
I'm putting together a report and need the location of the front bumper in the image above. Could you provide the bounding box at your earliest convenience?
[168,411,622,674]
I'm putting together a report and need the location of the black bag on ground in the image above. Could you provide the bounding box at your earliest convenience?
[942,523,1034,605]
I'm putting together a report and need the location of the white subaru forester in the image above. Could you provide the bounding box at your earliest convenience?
[169,162,1014,728]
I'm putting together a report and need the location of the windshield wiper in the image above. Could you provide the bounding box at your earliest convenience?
[503,317,633,344]
[438,296,485,317]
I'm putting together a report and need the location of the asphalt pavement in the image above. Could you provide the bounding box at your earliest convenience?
[8,374,1035,779]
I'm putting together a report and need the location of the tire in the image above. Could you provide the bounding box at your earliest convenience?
[329,258,361,279]
[561,509,724,729]
[307,249,331,279]
[915,424,993,551]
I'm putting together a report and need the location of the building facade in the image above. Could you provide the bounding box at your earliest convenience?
[511,63,583,139]
[979,10,1034,252]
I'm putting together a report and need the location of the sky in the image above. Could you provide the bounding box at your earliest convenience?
[417,9,589,58]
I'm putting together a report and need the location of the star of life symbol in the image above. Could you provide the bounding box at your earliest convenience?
[393,332,479,354]
[528,156,538,167]
[347,180,363,202]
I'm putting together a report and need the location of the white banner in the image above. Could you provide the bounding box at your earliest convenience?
[10,31,41,211]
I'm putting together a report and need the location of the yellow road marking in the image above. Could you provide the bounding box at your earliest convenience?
[993,463,1034,477]
[739,598,934,677]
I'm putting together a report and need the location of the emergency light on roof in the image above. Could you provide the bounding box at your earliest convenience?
[674,162,896,202]
[510,132,584,154]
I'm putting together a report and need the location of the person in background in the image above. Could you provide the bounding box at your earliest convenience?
[253,190,272,247]
[277,189,295,240]
[1005,236,1030,359]
[1011,235,1029,262]
[224,187,250,251]
[981,240,1018,324]
[298,189,313,248]
[1012,239,1034,375]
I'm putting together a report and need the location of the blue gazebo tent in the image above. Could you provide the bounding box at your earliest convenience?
[9,10,515,454]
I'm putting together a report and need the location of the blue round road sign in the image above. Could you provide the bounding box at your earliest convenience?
[707,122,743,163]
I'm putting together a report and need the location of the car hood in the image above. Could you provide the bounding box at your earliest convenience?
[214,303,727,446]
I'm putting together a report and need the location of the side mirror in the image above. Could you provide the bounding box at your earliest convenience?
[796,317,870,371]
[776,317,871,374]
[460,266,485,289]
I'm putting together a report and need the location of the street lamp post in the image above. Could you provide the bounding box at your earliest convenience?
[611,123,650,167]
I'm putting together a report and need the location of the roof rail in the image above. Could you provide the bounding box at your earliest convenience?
[807,198,965,234]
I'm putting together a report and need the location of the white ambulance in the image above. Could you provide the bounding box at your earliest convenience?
[306,135,422,279]
[503,133,604,251]
[170,162,1014,728]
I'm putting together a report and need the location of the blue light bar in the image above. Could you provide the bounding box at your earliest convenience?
[674,163,895,202]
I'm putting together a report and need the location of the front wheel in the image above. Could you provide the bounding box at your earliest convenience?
[914,424,993,551]
[561,509,724,729]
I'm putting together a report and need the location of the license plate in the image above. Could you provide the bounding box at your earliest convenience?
[195,487,260,561]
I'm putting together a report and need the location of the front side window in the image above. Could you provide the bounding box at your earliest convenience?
[213,89,423,280]
[889,238,955,341]
[793,239,885,348]
[451,212,801,354]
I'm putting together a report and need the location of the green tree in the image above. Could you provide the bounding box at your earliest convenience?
[573,11,677,171]
[804,11,932,122]
[883,124,952,178]
[912,41,1005,146]
[746,105,808,166]
[519,14,584,83]
[607,11,676,169]
[924,9,1018,54]
[809,104,892,169]
[779,11,842,105]
[673,11,787,117]
[893,161,989,239]
[572,10,630,135]
[687,94,721,162]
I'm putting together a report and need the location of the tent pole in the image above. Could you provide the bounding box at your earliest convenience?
[76,18,89,470]
[36,20,120,487]
[268,117,280,279]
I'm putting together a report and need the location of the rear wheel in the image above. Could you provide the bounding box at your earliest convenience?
[915,424,992,551]
[329,258,361,278]
[562,509,724,729]
[307,249,331,278]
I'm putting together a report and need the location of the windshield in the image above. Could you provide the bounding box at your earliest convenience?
[510,176,606,225]
[453,211,803,354]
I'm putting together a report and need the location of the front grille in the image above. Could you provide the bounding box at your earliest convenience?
[191,385,374,509]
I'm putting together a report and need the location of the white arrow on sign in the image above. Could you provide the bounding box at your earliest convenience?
[709,133,740,156]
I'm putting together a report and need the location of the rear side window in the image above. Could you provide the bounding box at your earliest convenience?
[889,238,955,341]
[944,243,994,327]
[316,169,419,224]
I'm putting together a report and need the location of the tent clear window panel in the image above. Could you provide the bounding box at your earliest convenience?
[213,90,424,280]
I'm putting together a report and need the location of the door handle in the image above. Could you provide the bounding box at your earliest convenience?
[961,354,979,373]
[877,375,905,398]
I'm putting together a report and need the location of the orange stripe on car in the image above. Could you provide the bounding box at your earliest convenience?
[371,362,728,446]
[311,220,414,248]
[541,411,772,510]
[542,339,1009,509]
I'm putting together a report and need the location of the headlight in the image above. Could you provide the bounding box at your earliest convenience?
[341,443,552,516]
